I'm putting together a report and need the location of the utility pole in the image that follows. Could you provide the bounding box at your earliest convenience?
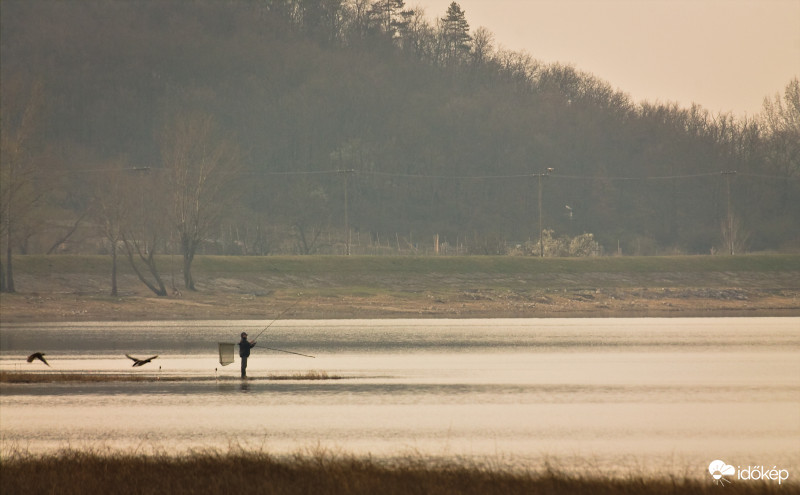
[533,168,554,257]
[339,169,355,255]
[721,170,737,255]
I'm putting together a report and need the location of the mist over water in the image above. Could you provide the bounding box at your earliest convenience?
[2,318,798,477]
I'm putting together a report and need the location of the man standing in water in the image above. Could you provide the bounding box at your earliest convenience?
[238,332,256,378]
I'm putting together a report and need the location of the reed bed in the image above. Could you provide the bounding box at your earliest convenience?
[1,449,794,495]
[0,371,343,384]
[0,371,166,383]
[267,370,341,380]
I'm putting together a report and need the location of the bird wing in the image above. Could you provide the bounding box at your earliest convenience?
[26,353,50,366]
[147,355,159,361]
[125,354,139,362]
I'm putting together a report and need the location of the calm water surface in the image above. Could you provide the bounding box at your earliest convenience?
[1,318,798,477]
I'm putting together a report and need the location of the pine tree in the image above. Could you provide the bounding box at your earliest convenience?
[368,0,414,41]
[439,2,471,65]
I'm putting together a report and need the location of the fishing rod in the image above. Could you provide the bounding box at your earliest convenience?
[259,346,315,359]
[249,300,315,358]
[252,300,300,341]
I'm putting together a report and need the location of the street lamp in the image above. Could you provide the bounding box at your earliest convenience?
[533,168,554,257]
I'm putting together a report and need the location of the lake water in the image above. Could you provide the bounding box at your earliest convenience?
[1,318,798,478]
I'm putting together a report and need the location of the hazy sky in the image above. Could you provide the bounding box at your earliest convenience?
[413,0,800,117]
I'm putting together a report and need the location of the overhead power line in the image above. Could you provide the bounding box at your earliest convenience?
[254,169,798,182]
[56,166,798,182]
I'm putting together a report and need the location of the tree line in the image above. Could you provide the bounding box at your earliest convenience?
[1,0,798,295]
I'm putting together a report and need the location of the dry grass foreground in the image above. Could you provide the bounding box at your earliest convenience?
[0,371,338,384]
[2,254,799,321]
[2,449,796,495]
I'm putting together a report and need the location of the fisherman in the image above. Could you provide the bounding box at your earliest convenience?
[238,332,257,378]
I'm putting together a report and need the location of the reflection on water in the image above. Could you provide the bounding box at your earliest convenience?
[1,318,799,477]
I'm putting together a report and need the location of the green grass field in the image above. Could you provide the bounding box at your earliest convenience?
[12,253,800,277]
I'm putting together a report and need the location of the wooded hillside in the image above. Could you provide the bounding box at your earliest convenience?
[2,0,798,273]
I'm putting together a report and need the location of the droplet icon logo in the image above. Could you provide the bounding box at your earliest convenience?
[709,460,735,485]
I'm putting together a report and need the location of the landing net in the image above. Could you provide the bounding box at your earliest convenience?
[218,343,235,366]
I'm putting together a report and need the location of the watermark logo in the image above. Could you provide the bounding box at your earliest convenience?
[708,460,735,486]
[708,459,790,486]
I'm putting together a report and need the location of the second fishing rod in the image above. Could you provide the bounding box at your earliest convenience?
[250,301,315,358]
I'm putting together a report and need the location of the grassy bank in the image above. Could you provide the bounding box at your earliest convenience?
[10,253,800,278]
[2,254,799,321]
[1,450,793,495]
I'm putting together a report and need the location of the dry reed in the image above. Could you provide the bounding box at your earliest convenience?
[0,371,342,384]
[1,448,795,495]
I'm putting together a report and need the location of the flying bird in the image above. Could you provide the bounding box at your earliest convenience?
[125,354,159,367]
[26,352,50,366]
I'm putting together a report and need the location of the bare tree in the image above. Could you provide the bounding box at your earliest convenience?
[401,7,437,60]
[119,167,168,297]
[0,78,46,292]
[90,163,130,296]
[45,211,88,255]
[470,26,493,67]
[292,213,325,255]
[160,112,241,290]
[720,214,750,255]
[762,77,800,180]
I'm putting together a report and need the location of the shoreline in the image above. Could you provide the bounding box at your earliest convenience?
[2,288,799,323]
[2,254,799,322]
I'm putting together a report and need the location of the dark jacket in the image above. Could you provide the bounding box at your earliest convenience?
[238,338,255,358]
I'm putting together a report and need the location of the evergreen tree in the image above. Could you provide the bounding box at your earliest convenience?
[439,2,471,65]
[366,0,415,46]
